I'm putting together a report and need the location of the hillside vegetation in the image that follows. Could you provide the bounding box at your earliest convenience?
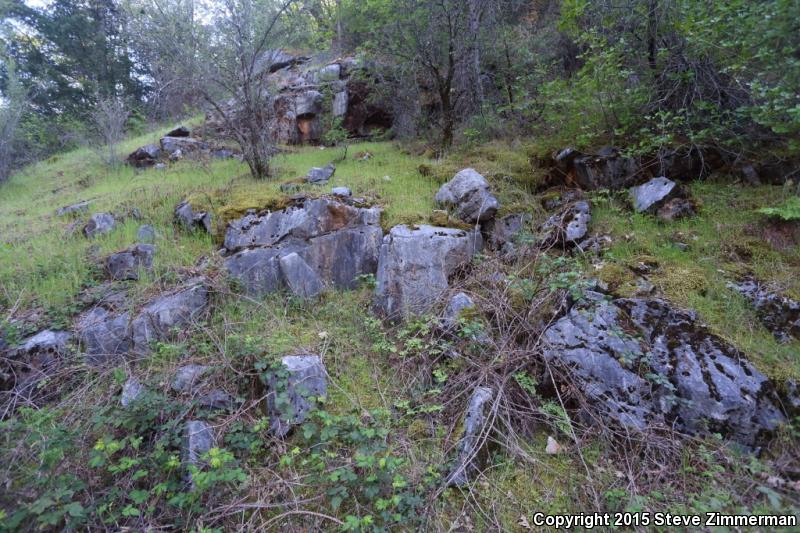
[1,0,800,531]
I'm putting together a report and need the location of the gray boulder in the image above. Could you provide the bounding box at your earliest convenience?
[542,292,785,446]
[56,200,92,217]
[279,252,325,300]
[267,355,328,437]
[127,144,162,167]
[166,126,190,138]
[175,201,212,233]
[569,148,639,190]
[184,420,215,485]
[137,224,157,243]
[223,198,382,298]
[76,308,132,365]
[435,168,499,223]
[305,163,336,184]
[171,365,211,393]
[728,277,800,342]
[131,282,209,354]
[105,244,155,281]
[540,200,591,247]
[448,387,494,486]
[485,213,531,250]
[443,292,476,330]
[160,136,208,155]
[630,177,677,213]
[83,213,116,238]
[121,377,145,407]
[374,225,483,319]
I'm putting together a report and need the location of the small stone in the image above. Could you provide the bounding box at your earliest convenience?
[630,177,677,213]
[199,389,236,411]
[171,364,211,393]
[184,420,215,484]
[443,292,476,329]
[545,436,562,454]
[305,164,336,184]
[83,213,116,238]
[675,242,689,252]
[121,377,145,407]
[105,244,155,281]
[137,224,157,243]
[21,330,72,355]
[331,186,352,198]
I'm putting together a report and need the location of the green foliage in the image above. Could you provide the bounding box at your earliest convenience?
[538,31,650,151]
[756,196,800,221]
[284,408,425,531]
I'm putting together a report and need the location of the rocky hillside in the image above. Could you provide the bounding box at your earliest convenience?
[1,112,799,530]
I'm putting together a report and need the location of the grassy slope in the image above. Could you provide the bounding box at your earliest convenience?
[1,130,799,530]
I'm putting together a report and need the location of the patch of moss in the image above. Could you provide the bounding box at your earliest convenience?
[407,419,429,440]
[428,210,473,230]
[596,262,640,298]
[655,265,710,301]
[215,189,295,231]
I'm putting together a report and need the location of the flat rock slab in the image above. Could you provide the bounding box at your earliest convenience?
[77,280,209,362]
[84,213,116,238]
[267,355,328,437]
[435,168,499,223]
[105,244,155,280]
[56,200,92,217]
[542,291,785,446]
[374,224,483,319]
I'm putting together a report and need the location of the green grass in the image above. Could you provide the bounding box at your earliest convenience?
[0,135,442,312]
